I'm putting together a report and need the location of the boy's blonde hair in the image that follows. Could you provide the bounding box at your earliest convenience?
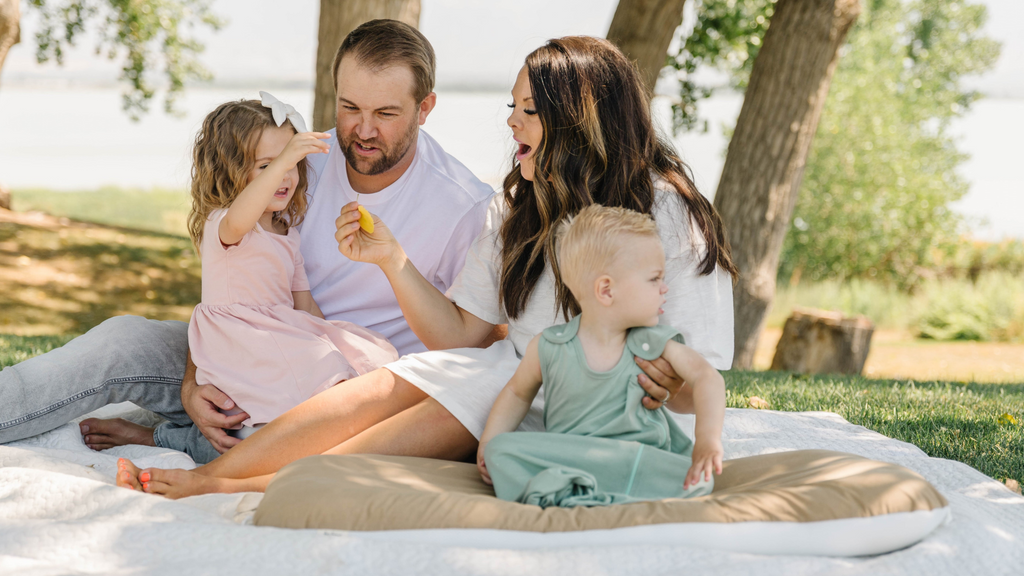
[555,205,659,305]
[186,99,310,253]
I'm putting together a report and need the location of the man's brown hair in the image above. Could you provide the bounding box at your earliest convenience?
[332,19,436,102]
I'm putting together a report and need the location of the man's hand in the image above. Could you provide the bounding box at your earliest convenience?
[685,437,724,490]
[635,355,693,413]
[181,353,248,454]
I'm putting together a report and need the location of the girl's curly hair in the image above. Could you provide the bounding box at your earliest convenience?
[186,99,309,253]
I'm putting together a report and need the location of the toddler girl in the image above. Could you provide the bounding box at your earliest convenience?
[477,205,726,507]
[113,96,398,472]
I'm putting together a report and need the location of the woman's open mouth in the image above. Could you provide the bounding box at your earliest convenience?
[516,142,532,161]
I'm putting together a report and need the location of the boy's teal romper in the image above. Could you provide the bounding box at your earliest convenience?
[484,315,714,508]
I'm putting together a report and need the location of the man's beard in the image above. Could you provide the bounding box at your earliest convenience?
[340,120,418,176]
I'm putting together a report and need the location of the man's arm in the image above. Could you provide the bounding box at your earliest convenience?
[292,290,325,319]
[180,350,249,454]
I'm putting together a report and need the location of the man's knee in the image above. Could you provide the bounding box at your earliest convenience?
[86,316,189,356]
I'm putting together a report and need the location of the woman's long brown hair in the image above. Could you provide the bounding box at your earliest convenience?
[499,36,738,321]
[186,99,310,253]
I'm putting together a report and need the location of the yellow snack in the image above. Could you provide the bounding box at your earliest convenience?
[357,205,374,234]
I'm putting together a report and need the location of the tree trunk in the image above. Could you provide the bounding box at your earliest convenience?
[713,0,860,369]
[0,0,19,89]
[770,308,874,375]
[606,0,688,93]
[313,0,421,132]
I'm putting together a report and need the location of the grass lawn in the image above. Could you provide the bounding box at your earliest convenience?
[726,371,1024,485]
[11,187,191,237]
[0,207,200,335]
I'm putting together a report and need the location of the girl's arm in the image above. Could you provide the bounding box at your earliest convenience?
[292,291,324,319]
[335,203,495,350]
[219,132,330,246]
[661,340,726,489]
[476,335,543,484]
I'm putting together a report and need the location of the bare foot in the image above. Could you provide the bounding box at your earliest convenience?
[80,418,156,451]
[139,467,226,499]
[116,458,143,491]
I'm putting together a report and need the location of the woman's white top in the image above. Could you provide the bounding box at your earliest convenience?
[386,184,735,439]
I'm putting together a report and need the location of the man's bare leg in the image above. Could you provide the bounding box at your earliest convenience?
[81,418,156,451]
[135,395,478,499]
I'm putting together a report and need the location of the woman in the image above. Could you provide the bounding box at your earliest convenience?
[118,36,738,498]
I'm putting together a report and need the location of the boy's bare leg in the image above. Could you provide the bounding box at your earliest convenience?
[134,394,478,499]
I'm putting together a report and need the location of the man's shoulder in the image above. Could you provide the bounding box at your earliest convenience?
[414,130,495,204]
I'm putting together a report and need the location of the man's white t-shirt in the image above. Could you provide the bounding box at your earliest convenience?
[298,128,494,356]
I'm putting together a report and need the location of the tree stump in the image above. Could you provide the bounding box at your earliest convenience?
[770,307,874,375]
[0,183,10,210]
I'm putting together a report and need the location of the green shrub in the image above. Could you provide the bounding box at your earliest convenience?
[772,271,1024,342]
[914,272,1024,342]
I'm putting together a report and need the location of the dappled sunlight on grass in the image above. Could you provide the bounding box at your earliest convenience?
[0,209,200,335]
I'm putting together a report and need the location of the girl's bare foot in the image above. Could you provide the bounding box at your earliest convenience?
[139,467,226,499]
[80,418,156,451]
[116,458,143,491]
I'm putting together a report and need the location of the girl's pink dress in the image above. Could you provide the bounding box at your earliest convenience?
[188,209,398,426]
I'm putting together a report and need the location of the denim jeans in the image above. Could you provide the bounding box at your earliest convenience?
[0,315,221,463]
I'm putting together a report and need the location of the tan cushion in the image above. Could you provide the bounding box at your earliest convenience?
[253,449,948,532]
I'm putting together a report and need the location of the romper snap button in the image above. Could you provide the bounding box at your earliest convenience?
[641,343,650,351]
[556,332,563,336]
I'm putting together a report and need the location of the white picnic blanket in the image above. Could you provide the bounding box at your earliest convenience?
[0,405,1021,575]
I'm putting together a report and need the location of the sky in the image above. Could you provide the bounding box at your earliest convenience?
[3,0,1022,95]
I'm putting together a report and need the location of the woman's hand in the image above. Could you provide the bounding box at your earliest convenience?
[335,201,403,270]
[477,443,493,485]
[635,355,692,412]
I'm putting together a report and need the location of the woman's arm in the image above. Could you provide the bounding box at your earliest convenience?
[634,356,694,413]
[335,202,495,349]
[292,290,324,319]
[476,336,543,484]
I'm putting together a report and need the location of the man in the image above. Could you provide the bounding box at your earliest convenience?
[0,20,495,463]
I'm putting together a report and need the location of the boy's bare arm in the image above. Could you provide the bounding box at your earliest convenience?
[476,335,543,484]
[661,340,725,434]
[662,340,726,487]
[479,336,543,444]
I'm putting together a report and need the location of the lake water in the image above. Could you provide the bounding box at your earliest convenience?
[0,86,1020,239]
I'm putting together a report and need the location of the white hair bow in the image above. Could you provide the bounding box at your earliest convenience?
[259,91,309,133]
